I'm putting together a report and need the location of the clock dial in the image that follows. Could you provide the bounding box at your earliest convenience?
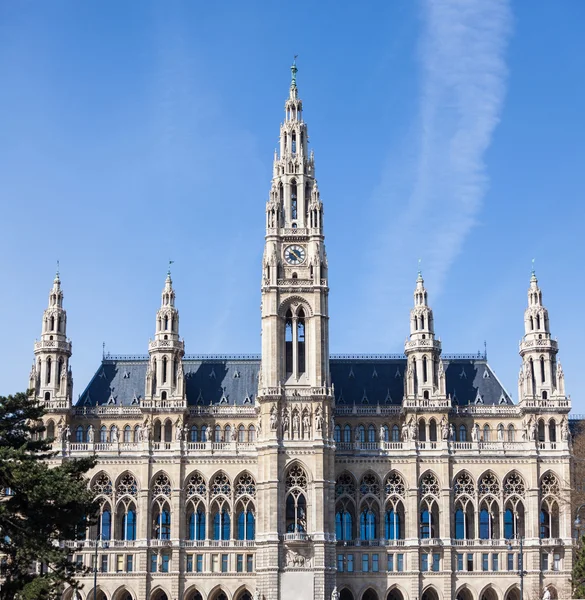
[284,245,306,265]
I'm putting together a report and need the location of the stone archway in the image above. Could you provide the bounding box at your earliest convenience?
[480,588,498,600]
[421,588,439,600]
[362,590,379,600]
[113,588,135,600]
[387,588,405,600]
[340,589,355,600]
[184,590,203,600]
[151,591,169,600]
[456,588,474,600]
[209,591,229,600]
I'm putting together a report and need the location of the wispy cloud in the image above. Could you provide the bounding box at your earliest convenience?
[352,0,512,349]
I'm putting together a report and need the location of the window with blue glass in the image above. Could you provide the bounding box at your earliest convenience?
[397,553,403,572]
[479,508,491,539]
[455,508,465,539]
[161,553,169,573]
[482,553,489,571]
[124,507,136,541]
[189,507,206,540]
[392,425,400,442]
[385,507,402,540]
[196,554,203,572]
[336,508,353,541]
[504,508,514,539]
[237,507,255,540]
[347,554,354,572]
[420,508,431,539]
[387,554,393,572]
[421,554,428,571]
[457,553,463,571]
[343,425,352,443]
[360,508,377,541]
[432,553,440,572]
[362,554,369,572]
[372,553,379,572]
[153,506,171,540]
[213,507,231,540]
[99,507,111,540]
[337,554,344,572]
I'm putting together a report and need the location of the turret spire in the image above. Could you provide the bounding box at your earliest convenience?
[404,271,445,401]
[518,270,567,403]
[32,271,72,406]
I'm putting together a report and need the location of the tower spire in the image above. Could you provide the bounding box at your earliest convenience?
[145,270,185,404]
[404,271,446,402]
[518,270,568,404]
[31,271,73,406]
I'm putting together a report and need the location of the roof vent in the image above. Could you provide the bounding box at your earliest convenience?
[233,370,240,379]
[395,367,401,378]
[361,389,369,405]
[209,368,216,379]
[459,368,467,380]
[483,369,490,379]
[349,367,355,378]
[372,368,378,378]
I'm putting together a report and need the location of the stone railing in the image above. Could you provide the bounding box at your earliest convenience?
[520,398,570,410]
[148,339,185,351]
[34,339,72,352]
[277,279,313,286]
[403,397,450,409]
[75,406,142,416]
[189,405,257,417]
[141,398,187,410]
[63,440,257,456]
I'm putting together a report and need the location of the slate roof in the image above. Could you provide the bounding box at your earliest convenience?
[77,354,512,408]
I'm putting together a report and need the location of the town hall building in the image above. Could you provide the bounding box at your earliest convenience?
[30,62,573,600]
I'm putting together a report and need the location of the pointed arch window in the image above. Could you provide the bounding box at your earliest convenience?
[540,356,546,383]
[392,425,400,442]
[423,356,428,383]
[508,424,515,442]
[248,425,256,442]
[335,507,353,541]
[57,358,63,382]
[100,426,107,443]
[123,425,131,443]
[188,506,206,540]
[291,181,298,220]
[237,505,255,540]
[238,425,246,443]
[46,357,52,384]
[190,425,198,442]
[213,507,231,540]
[385,505,403,540]
[483,425,490,442]
[162,357,168,384]
[291,131,297,154]
[367,425,376,443]
[297,308,306,374]
[75,426,84,443]
[459,425,467,442]
[285,309,293,374]
[343,425,351,443]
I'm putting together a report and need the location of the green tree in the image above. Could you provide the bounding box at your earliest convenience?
[0,392,97,600]
[574,537,585,598]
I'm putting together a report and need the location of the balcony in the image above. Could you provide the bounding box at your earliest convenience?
[283,532,309,542]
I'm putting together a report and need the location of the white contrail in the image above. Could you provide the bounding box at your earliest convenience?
[352,0,512,349]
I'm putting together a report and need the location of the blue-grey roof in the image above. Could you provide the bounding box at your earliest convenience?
[77,353,512,408]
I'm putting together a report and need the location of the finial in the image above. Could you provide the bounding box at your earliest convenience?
[530,258,537,282]
[54,260,60,282]
[417,258,423,280]
[167,260,174,277]
[102,341,105,359]
[291,55,298,87]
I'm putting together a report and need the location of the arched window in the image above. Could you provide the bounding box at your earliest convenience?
[237,505,255,541]
[164,420,172,443]
[57,357,63,382]
[360,506,377,540]
[540,356,546,383]
[540,472,560,539]
[508,424,515,442]
[357,425,365,443]
[99,504,111,540]
[297,308,306,374]
[46,357,52,384]
[419,419,426,442]
[117,499,137,541]
[291,181,298,220]
[419,473,440,539]
[156,506,171,540]
[190,425,198,442]
[335,509,353,541]
[334,425,341,443]
[75,426,84,443]
[503,472,526,538]
[291,131,297,154]
[367,425,376,443]
[162,356,168,384]
[285,309,293,374]
[248,425,256,442]
[538,420,546,442]
[392,425,400,442]
[385,506,402,540]
[479,509,490,539]
[483,425,490,442]
[213,505,231,540]
[429,420,437,442]
[549,420,557,442]
[214,425,222,443]
[343,425,351,443]
[46,421,55,440]
[201,425,208,442]
[224,425,231,442]
[459,425,467,442]
[455,508,465,539]
[423,356,428,383]
[285,465,308,533]
[123,425,131,443]
[188,506,206,540]
[238,425,245,443]
[504,508,514,539]
[100,426,108,443]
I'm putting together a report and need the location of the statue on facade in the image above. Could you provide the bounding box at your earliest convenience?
[231,427,237,442]
[379,425,386,442]
[497,425,504,442]
[270,406,278,431]
[87,424,95,443]
[315,405,323,431]
[175,417,183,441]
[471,424,480,442]
[561,417,570,441]
[449,423,455,441]
[62,425,71,443]
[331,587,340,600]
[401,420,409,442]
[408,417,417,441]
[530,419,537,441]
[441,416,449,440]
[542,589,551,600]
[110,426,118,443]
[302,411,310,436]
[253,591,260,600]
[282,409,289,434]
[206,426,213,442]
[292,411,300,436]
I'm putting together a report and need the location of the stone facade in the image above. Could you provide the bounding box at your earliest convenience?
[30,63,573,600]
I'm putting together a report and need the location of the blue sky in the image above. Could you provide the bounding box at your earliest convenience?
[1,1,583,411]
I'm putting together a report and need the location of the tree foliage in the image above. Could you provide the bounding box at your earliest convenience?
[573,537,585,598]
[0,392,97,599]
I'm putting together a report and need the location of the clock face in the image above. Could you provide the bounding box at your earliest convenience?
[284,245,306,265]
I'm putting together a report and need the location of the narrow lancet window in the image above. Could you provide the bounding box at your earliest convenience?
[291,181,298,220]
[297,309,306,375]
[285,310,293,374]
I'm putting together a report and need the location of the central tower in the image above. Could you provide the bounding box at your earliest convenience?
[257,61,335,600]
